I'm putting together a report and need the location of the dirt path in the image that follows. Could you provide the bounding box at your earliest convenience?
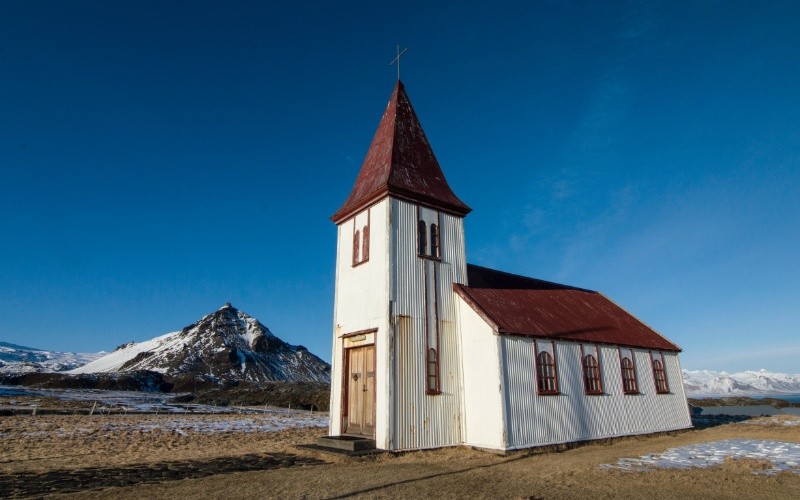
[0,452,325,498]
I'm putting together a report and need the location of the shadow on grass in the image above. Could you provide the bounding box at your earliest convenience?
[0,452,327,498]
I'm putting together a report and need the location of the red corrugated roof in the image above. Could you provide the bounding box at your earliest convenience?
[331,81,471,223]
[456,265,681,352]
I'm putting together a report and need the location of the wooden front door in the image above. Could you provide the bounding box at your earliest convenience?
[344,345,375,437]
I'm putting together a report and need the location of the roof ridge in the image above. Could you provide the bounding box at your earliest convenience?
[466,263,595,292]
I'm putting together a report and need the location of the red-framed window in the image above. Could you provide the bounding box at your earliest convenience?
[361,225,370,262]
[582,354,603,395]
[651,352,669,394]
[418,220,427,256]
[417,208,442,260]
[620,356,638,394]
[352,229,360,266]
[426,347,440,394]
[430,223,440,258]
[535,350,559,395]
[351,211,370,267]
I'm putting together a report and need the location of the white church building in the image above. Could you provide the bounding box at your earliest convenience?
[328,81,692,452]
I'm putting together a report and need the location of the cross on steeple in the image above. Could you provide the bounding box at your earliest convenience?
[388,45,408,81]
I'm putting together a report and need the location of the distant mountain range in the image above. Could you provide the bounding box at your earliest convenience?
[682,369,800,397]
[1,304,330,385]
[4,320,798,398]
[0,342,104,374]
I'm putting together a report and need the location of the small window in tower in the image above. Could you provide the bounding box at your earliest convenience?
[418,220,427,256]
[430,223,440,258]
[362,225,370,262]
[352,229,360,266]
[427,347,440,394]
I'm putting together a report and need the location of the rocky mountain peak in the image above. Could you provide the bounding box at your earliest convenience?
[69,306,330,384]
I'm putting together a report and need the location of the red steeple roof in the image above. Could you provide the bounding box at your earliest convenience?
[331,81,471,223]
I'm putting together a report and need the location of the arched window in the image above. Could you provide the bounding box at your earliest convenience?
[652,358,669,393]
[427,347,440,393]
[418,220,427,256]
[621,357,638,394]
[352,229,360,266]
[536,351,558,394]
[361,225,370,262]
[430,223,440,258]
[582,354,602,394]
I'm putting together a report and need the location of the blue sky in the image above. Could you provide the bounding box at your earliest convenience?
[1,1,798,373]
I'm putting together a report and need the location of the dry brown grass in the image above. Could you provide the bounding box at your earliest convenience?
[1,414,799,499]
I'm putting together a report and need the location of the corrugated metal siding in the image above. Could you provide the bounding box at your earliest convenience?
[501,338,692,448]
[390,199,466,450]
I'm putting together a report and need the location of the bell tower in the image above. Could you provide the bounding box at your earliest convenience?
[329,81,470,450]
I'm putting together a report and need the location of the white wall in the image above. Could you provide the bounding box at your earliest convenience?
[329,200,390,437]
[455,294,506,450]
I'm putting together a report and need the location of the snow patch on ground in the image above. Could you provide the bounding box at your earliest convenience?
[601,439,800,475]
[0,413,329,439]
[1,385,323,415]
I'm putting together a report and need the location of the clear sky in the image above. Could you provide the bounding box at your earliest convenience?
[1,1,798,373]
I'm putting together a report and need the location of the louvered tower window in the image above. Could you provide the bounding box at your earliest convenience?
[418,220,427,256]
[430,223,440,258]
[361,225,369,262]
[352,229,360,266]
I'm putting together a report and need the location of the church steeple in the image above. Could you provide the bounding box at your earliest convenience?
[329,79,469,448]
[331,81,471,223]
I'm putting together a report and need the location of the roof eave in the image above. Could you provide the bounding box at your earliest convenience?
[596,292,683,352]
[453,284,502,333]
[494,330,682,352]
[332,186,472,224]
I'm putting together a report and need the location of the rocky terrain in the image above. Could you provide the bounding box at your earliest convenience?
[1,304,331,410]
[69,303,330,384]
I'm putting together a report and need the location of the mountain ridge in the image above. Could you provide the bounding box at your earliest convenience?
[0,342,104,374]
[69,303,330,384]
[682,369,800,397]
[6,324,799,397]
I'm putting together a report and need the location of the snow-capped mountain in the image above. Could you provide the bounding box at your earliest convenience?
[70,303,331,383]
[0,342,104,374]
[682,369,800,397]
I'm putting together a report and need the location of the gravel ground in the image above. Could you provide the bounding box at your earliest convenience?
[1,414,799,499]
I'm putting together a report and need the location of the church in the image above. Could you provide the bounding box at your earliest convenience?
[327,80,692,452]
